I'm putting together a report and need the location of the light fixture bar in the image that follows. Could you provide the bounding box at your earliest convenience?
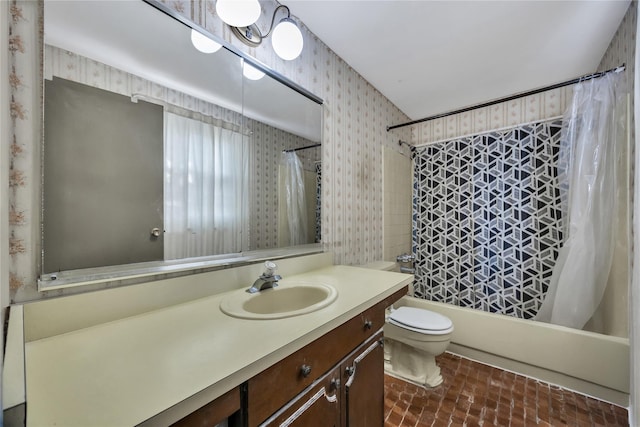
[142,0,322,104]
[228,4,304,61]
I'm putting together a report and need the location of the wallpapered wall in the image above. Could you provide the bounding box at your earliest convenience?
[590,0,636,338]
[8,0,411,302]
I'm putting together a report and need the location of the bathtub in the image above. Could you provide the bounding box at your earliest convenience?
[394,296,630,407]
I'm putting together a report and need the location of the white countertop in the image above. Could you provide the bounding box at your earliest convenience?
[24,265,411,426]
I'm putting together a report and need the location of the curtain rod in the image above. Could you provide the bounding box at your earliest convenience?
[386,64,625,131]
[130,93,249,135]
[283,143,321,153]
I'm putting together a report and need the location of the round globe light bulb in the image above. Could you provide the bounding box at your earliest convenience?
[243,63,265,80]
[216,0,261,28]
[271,18,303,61]
[190,29,222,53]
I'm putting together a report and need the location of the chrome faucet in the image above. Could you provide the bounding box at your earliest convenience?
[397,253,416,274]
[396,253,415,263]
[246,261,282,293]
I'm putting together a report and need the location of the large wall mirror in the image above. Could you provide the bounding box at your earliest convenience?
[40,0,323,288]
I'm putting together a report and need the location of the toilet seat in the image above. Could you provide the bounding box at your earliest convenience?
[388,306,454,335]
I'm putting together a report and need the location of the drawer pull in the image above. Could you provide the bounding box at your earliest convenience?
[346,338,383,388]
[364,320,373,330]
[300,364,312,377]
[279,386,338,427]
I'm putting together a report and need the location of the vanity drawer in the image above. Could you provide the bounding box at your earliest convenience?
[247,286,407,426]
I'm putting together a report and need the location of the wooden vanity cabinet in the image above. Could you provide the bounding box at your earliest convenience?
[259,332,384,427]
[341,332,385,427]
[260,365,342,427]
[247,287,406,427]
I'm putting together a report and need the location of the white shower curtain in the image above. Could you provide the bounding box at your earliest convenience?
[281,151,308,245]
[535,71,627,329]
[164,112,248,259]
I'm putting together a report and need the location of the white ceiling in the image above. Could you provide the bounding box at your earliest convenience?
[283,0,631,122]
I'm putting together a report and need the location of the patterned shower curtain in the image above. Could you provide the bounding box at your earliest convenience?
[412,119,564,319]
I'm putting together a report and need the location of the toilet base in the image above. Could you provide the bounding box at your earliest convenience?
[384,339,444,388]
[384,365,443,389]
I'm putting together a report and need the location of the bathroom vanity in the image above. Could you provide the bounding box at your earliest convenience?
[181,286,405,427]
[4,254,411,426]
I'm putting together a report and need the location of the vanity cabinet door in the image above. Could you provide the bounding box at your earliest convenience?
[246,295,393,426]
[260,366,341,427]
[341,331,384,427]
[247,288,406,427]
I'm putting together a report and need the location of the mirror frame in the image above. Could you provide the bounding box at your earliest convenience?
[38,0,324,291]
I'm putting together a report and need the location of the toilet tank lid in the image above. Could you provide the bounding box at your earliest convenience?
[389,306,453,331]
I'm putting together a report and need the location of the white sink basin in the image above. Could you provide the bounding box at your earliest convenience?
[220,281,338,320]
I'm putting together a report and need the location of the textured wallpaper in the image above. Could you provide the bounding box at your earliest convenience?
[590,0,636,338]
[8,1,42,302]
[409,86,574,146]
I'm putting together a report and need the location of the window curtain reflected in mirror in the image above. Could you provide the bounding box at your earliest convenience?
[164,112,249,259]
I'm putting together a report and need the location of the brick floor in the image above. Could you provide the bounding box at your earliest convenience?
[384,352,629,427]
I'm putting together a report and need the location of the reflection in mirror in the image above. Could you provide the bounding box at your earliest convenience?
[242,59,322,252]
[41,1,322,284]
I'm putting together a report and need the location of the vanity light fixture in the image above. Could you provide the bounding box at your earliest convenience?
[216,0,262,28]
[189,4,222,54]
[229,4,304,61]
[190,29,222,53]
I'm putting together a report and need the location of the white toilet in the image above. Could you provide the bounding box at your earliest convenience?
[360,261,454,388]
[383,304,453,387]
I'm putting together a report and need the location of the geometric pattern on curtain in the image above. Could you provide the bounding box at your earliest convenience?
[316,162,322,244]
[412,119,564,319]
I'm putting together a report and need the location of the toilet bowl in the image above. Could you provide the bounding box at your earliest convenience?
[383,305,453,387]
[358,261,453,388]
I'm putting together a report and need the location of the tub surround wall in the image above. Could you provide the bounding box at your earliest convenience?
[383,147,412,262]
